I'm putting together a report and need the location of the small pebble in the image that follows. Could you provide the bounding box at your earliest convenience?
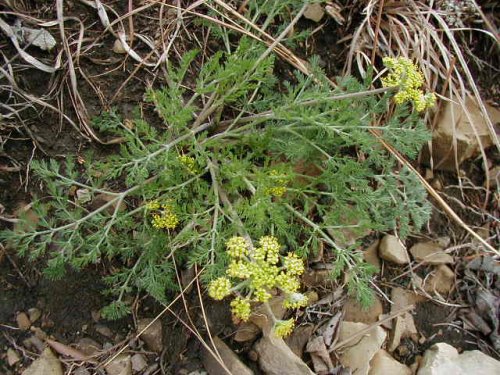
[16,312,31,330]
[28,308,42,323]
[7,348,20,366]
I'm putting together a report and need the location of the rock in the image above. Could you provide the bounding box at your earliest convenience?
[74,368,91,375]
[17,312,31,330]
[104,354,132,375]
[254,334,315,375]
[423,265,455,294]
[234,296,286,342]
[285,324,315,357]
[202,336,253,375]
[388,315,406,352]
[344,297,383,324]
[428,97,500,171]
[369,349,411,375]
[7,348,20,366]
[337,322,387,375]
[23,335,45,352]
[137,318,163,353]
[28,308,42,324]
[22,348,63,375]
[75,338,101,356]
[112,39,127,54]
[303,3,325,22]
[325,3,345,24]
[379,235,409,265]
[95,324,113,338]
[418,342,500,374]
[409,242,454,264]
[131,353,148,372]
[363,240,381,270]
[31,327,48,340]
[388,288,424,349]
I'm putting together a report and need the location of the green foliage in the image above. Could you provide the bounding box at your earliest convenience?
[0,28,433,315]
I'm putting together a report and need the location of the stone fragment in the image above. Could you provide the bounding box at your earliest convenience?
[418,342,500,374]
[31,327,48,340]
[17,312,31,330]
[104,354,132,375]
[379,235,409,265]
[427,97,500,171]
[7,348,20,366]
[203,336,253,375]
[137,318,163,353]
[303,3,325,22]
[112,39,126,54]
[409,242,453,264]
[95,324,113,338]
[254,334,315,375]
[369,349,411,375]
[337,322,387,375]
[75,338,101,357]
[363,240,381,270]
[285,324,315,358]
[388,288,424,349]
[344,297,383,324]
[23,335,45,352]
[22,348,63,375]
[28,308,42,324]
[131,353,148,372]
[74,368,91,375]
[423,265,455,294]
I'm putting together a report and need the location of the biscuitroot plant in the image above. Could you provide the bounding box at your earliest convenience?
[209,235,307,337]
[0,14,434,327]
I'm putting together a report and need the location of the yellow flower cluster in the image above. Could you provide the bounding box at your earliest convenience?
[207,235,308,329]
[177,154,198,174]
[208,277,232,300]
[226,236,250,258]
[148,201,179,230]
[265,170,287,197]
[274,318,295,338]
[381,57,436,112]
[283,292,309,309]
[230,297,252,321]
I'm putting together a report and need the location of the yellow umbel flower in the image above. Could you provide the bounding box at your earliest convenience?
[258,235,281,264]
[276,272,300,293]
[151,211,179,229]
[253,288,272,303]
[382,56,435,112]
[146,200,160,210]
[208,235,306,323]
[208,277,232,300]
[274,318,295,338]
[177,154,198,174]
[265,170,287,197]
[226,236,249,258]
[283,292,308,309]
[230,297,252,321]
[227,261,251,279]
[283,253,305,276]
[150,201,179,229]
